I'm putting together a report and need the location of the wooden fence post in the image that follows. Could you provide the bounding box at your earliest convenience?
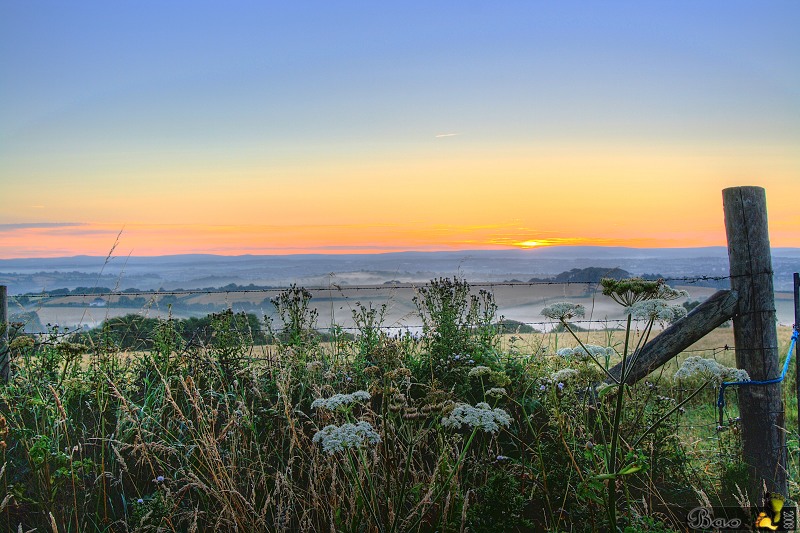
[794,272,799,436]
[722,186,786,497]
[0,285,8,382]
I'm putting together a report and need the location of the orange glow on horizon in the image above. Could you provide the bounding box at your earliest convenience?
[0,220,767,259]
[2,142,798,259]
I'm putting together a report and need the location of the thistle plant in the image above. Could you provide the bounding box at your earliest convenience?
[270,284,319,353]
[413,277,501,392]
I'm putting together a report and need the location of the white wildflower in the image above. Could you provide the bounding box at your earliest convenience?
[557,345,614,361]
[557,348,574,358]
[550,368,579,383]
[441,402,512,434]
[468,366,492,378]
[627,299,688,322]
[541,302,585,321]
[674,356,750,387]
[306,361,324,373]
[656,285,689,301]
[312,421,382,454]
[485,387,507,398]
[311,390,371,411]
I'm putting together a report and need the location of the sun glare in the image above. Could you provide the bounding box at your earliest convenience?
[517,240,544,248]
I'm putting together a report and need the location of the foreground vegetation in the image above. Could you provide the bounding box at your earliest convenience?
[1,278,797,531]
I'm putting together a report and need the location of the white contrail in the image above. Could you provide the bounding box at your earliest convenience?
[435,133,461,138]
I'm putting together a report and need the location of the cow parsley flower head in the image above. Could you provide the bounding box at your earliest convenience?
[557,345,614,361]
[468,366,492,378]
[311,390,371,411]
[550,368,579,383]
[441,402,512,434]
[674,356,750,387]
[312,421,382,454]
[485,387,507,398]
[627,299,688,322]
[601,278,687,307]
[541,302,585,321]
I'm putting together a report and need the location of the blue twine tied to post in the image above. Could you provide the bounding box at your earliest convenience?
[717,328,799,427]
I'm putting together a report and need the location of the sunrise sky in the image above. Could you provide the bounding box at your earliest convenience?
[1,1,798,258]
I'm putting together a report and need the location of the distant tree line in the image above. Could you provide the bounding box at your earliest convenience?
[528,267,641,284]
[72,310,267,351]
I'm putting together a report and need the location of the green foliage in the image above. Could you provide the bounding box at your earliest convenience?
[466,469,534,531]
[495,319,538,334]
[269,284,319,352]
[413,277,501,391]
[74,310,267,351]
[554,266,631,283]
[0,278,763,532]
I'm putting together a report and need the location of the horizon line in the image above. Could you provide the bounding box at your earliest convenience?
[4,243,800,262]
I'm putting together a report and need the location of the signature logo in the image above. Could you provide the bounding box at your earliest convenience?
[755,492,787,531]
[687,508,742,530]
[686,492,796,531]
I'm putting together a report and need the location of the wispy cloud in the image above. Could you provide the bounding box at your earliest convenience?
[435,133,461,138]
[0,222,87,231]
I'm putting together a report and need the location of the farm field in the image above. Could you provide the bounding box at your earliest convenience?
[16,283,797,334]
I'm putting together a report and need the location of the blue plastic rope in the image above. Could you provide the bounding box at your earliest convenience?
[717,329,799,422]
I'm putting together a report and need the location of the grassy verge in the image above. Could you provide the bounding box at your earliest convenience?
[0,281,795,532]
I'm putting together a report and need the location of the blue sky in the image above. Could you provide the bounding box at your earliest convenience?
[1,1,798,257]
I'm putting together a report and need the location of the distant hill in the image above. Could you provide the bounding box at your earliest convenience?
[1,246,797,293]
[546,267,632,284]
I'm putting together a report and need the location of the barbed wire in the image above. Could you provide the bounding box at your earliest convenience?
[8,270,793,339]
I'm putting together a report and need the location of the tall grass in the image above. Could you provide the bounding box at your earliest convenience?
[0,278,794,531]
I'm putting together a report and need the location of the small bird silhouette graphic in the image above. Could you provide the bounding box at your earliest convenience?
[755,512,778,530]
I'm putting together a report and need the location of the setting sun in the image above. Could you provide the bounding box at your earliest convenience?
[516,240,545,248]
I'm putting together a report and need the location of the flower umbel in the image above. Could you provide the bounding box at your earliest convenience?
[674,356,750,387]
[468,365,492,378]
[485,387,507,398]
[550,368,579,383]
[627,299,688,322]
[601,278,687,307]
[311,391,371,411]
[441,402,511,434]
[312,421,382,454]
[541,302,585,321]
[557,345,614,361]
